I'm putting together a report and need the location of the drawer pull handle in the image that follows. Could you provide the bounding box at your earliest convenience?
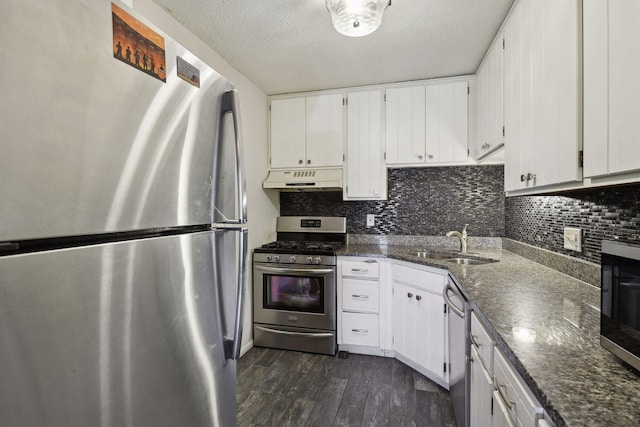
[470,334,481,348]
[351,268,368,273]
[496,383,515,410]
[416,295,422,301]
[351,329,369,333]
[352,294,369,299]
[407,292,413,298]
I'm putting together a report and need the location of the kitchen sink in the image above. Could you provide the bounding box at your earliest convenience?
[445,257,498,266]
[410,249,498,265]
[414,251,452,260]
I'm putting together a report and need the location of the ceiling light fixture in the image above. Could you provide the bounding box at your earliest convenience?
[326,0,391,38]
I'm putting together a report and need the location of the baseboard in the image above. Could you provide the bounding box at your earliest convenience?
[240,340,254,358]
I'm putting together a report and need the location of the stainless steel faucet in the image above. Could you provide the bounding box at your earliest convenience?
[446,224,469,253]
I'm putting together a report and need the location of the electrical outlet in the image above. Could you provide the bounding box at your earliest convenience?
[366,214,375,227]
[564,227,582,252]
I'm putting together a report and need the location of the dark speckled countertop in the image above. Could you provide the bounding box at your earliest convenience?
[338,243,640,427]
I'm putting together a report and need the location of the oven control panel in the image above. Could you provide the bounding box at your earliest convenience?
[254,253,336,266]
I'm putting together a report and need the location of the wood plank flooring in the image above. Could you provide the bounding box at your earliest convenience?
[237,347,456,427]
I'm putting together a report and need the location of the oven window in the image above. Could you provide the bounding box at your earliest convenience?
[601,254,640,357]
[263,274,324,313]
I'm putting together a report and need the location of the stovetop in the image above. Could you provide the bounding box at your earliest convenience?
[255,240,344,254]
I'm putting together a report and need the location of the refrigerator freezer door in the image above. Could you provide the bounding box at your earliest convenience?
[0,231,235,427]
[0,0,234,241]
[213,90,247,224]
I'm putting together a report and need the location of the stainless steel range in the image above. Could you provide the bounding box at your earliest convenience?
[253,216,346,355]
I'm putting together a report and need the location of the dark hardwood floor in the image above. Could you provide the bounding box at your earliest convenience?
[237,347,456,427]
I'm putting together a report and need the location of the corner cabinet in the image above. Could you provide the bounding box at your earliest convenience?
[391,261,448,387]
[269,93,344,169]
[344,90,387,200]
[503,0,582,193]
[472,32,504,161]
[584,0,640,179]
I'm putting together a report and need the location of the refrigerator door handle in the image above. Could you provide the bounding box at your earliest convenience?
[221,89,247,224]
[220,227,248,360]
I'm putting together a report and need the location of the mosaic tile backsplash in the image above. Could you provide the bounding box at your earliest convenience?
[280,165,506,237]
[505,183,640,265]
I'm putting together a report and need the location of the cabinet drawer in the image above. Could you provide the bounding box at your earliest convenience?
[341,312,379,347]
[342,278,379,313]
[392,263,445,294]
[471,311,495,375]
[494,348,542,427]
[342,260,379,279]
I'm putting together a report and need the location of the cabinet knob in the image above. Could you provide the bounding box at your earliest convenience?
[428,154,434,159]
[407,292,413,298]
[520,174,527,182]
[418,154,424,160]
[416,295,422,301]
[307,159,311,165]
[298,159,303,164]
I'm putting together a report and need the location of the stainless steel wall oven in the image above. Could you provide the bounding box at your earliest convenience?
[601,240,640,371]
[253,217,346,355]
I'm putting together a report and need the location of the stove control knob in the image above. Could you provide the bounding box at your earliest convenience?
[306,257,313,264]
[273,255,280,263]
[314,257,322,264]
[289,256,296,263]
[265,255,272,262]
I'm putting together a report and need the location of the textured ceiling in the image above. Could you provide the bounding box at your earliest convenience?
[152,0,514,95]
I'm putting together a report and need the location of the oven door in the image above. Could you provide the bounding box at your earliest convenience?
[601,243,640,371]
[253,263,336,331]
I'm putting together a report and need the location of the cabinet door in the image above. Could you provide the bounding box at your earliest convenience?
[415,290,446,382]
[306,94,344,168]
[270,98,306,168]
[425,81,469,164]
[473,35,504,161]
[583,0,609,177]
[392,282,446,382]
[504,0,534,192]
[385,86,426,165]
[608,0,640,175]
[504,0,581,191]
[345,91,387,200]
[470,345,494,427]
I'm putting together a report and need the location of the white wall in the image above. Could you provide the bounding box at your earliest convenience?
[131,0,279,353]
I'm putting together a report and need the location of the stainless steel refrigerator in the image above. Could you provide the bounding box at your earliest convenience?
[0,0,247,425]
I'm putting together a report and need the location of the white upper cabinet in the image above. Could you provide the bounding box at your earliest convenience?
[305,94,345,168]
[385,80,470,167]
[504,0,582,193]
[425,81,469,164]
[344,90,387,200]
[269,97,306,169]
[385,86,427,165]
[584,0,640,178]
[472,33,504,161]
[269,94,344,169]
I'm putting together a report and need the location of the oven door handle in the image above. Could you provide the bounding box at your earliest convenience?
[255,265,335,275]
[255,326,334,338]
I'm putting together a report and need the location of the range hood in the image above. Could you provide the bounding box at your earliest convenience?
[263,168,343,191]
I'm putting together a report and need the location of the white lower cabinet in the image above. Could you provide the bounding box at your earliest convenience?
[337,257,384,355]
[392,262,448,387]
[470,312,495,427]
[341,312,379,347]
[470,345,494,427]
[494,348,547,427]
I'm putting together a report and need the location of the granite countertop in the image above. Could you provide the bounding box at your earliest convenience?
[337,243,640,427]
